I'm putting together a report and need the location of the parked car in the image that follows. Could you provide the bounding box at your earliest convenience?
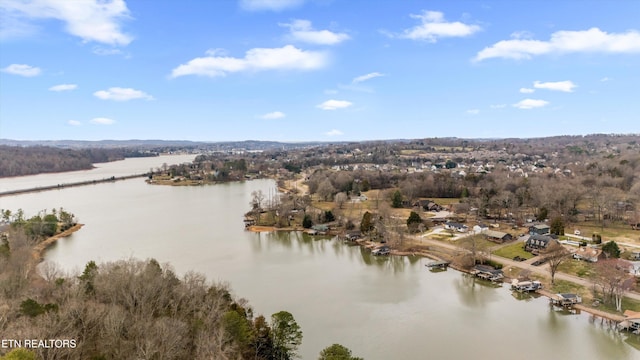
[574,230,581,235]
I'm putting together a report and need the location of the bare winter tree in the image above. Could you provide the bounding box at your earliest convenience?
[542,241,571,285]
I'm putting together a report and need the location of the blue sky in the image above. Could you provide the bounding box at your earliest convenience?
[1,0,639,142]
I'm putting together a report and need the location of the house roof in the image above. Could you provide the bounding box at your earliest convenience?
[485,230,509,239]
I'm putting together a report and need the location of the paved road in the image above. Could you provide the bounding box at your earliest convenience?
[414,231,640,302]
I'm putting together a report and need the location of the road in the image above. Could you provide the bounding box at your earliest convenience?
[414,229,640,302]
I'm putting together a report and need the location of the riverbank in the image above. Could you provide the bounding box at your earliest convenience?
[31,223,84,263]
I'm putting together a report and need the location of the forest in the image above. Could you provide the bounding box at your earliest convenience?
[0,146,157,177]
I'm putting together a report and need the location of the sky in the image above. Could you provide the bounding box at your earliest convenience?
[1,0,639,142]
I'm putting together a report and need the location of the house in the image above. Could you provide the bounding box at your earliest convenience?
[620,310,640,332]
[444,221,468,233]
[484,230,513,243]
[529,224,550,235]
[511,280,543,292]
[413,199,443,212]
[473,223,489,234]
[572,247,604,263]
[525,234,555,254]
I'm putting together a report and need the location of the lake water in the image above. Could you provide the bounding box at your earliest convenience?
[0,157,638,359]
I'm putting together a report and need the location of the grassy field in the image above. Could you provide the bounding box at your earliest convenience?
[571,221,640,243]
[558,259,595,278]
[550,279,587,296]
[493,241,534,260]
[600,296,640,313]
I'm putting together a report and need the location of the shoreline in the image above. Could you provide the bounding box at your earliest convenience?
[31,223,84,263]
[250,226,632,324]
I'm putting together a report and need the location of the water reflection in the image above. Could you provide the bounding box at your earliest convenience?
[454,274,501,308]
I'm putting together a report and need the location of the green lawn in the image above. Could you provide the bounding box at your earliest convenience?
[492,241,534,260]
[599,296,640,313]
[550,279,586,296]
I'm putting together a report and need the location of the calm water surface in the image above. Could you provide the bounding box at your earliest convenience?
[0,160,638,359]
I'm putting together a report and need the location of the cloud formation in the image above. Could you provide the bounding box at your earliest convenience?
[399,10,481,42]
[94,87,154,101]
[90,117,115,125]
[352,72,384,84]
[533,80,577,92]
[260,111,286,119]
[513,99,549,109]
[171,45,327,78]
[1,0,133,45]
[49,84,77,91]
[325,129,343,136]
[1,63,41,77]
[240,0,304,11]
[317,99,352,110]
[519,88,535,94]
[280,19,349,45]
[475,27,640,61]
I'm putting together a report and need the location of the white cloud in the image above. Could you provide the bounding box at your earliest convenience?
[171,45,328,78]
[240,0,304,11]
[352,72,384,84]
[1,0,133,46]
[513,99,549,109]
[93,87,154,101]
[519,88,535,94]
[317,99,352,110]
[90,117,115,125]
[67,120,81,126]
[49,83,77,91]
[490,104,507,109]
[534,80,577,92]
[280,19,349,45]
[1,63,41,77]
[92,47,123,56]
[600,77,612,82]
[399,10,481,42]
[260,111,286,119]
[466,109,480,115]
[325,129,343,136]
[475,27,640,61]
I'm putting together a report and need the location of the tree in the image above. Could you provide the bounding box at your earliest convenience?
[323,211,335,223]
[271,311,303,360]
[334,192,348,209]
[592,258,634,311]
[602,241,621,258]
[542,241,570,285]
[2,349,38,360]
[406,211,422,233]
[391,190,403,208]
[318,344,363,360]
[360,211,374,234]
[302,215,313,229]
[549,216,565,235]
[536,207,548,221]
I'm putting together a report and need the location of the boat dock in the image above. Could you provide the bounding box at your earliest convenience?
[425,260,450,269]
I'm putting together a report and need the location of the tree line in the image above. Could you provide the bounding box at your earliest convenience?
[0,146,157,177]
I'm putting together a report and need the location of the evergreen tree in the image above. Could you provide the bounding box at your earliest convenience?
[391,190,403,208]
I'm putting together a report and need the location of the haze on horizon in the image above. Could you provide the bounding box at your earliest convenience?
[1,0,639,142]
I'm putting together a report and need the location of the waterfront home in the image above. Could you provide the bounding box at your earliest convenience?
[620,310,640,333]
[572,247,604,263]
[525,234,555,254]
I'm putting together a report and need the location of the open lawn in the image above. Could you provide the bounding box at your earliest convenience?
[558,259,595,278]
[550,279,587,297]
[571,221,640,244]
[493,241,534,260]
[600,296,640,313]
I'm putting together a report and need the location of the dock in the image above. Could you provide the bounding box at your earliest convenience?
[425,260,450,269]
